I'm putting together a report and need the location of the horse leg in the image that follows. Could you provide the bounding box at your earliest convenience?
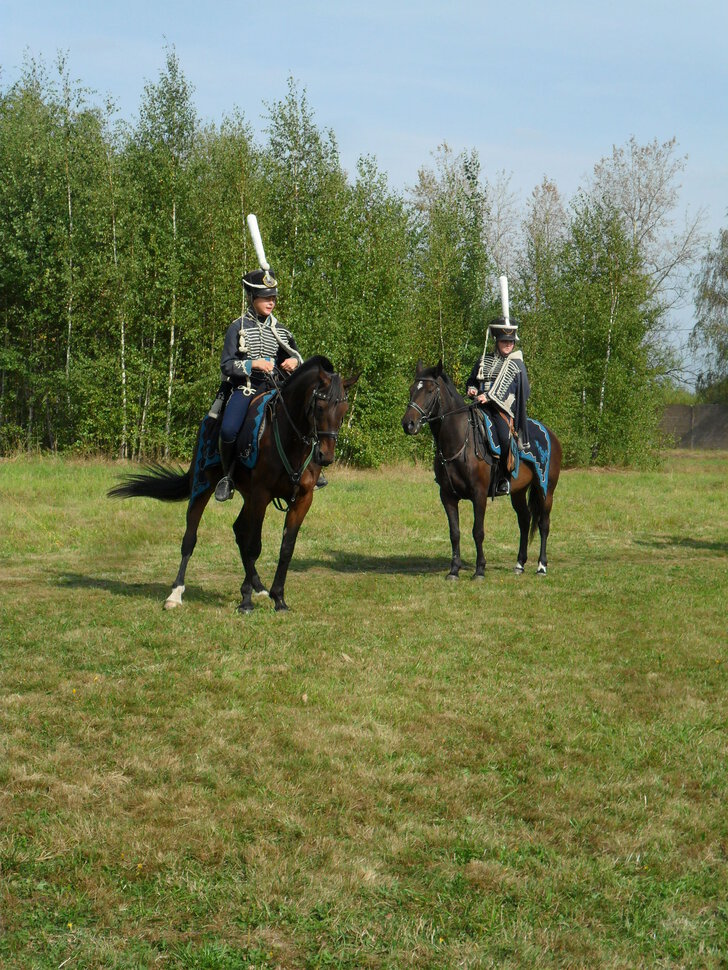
[536,491,554,576]
[510,486,531,575]
[232,498,269,613]
[471,491,487,579]
[268,489,314,612]
[441,491,462,580]
[164,489,212,609]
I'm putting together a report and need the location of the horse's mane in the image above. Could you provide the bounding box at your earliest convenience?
[419,364,466,406]
[280,355,336,395]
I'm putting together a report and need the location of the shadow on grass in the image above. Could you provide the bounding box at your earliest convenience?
[634,535,728,554]
[57,572,229,606]
[288,551,471,575]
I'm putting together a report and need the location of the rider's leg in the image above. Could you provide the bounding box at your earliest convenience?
[215,390,248,502]
[492,412,512,496]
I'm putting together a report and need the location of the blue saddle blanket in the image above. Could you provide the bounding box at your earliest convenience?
[237,391,275,468]
[514,419,551,497]
[189,390,276,504]
[474,410,551,498]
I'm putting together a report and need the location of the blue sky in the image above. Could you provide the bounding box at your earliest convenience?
[2,0,726,338]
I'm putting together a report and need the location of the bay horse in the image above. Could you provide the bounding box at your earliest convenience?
[401,360,561,578]
[109,356,357,613]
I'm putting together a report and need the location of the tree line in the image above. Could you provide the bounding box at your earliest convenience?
[1,49,722,467]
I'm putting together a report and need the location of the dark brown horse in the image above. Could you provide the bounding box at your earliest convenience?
[110,356,357,613]
[401,360,561,578]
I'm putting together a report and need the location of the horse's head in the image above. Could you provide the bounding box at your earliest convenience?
[302,359,359,467]
[401,359,444,435]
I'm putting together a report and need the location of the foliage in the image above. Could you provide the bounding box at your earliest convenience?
[691,226,728,403]
[0,52,709,466]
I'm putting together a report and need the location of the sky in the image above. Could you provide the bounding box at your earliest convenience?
[2,0,727,347]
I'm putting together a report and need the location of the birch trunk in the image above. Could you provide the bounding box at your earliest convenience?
[591,288,618,461]
[106,144,129,458]
[64,155,73,395]
[164,198,177,460]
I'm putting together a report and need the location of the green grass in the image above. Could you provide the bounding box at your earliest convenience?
[1,452,726,968]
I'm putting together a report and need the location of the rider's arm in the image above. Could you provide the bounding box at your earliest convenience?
[220,320,253,379]
[466,360,483,397]
[517,359,531,401]
[273,326,301,369]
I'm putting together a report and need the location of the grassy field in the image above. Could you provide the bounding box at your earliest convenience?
[1,452,726,969]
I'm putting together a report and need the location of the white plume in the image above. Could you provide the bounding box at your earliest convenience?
[246,214,269,270]
[499,275,510,325]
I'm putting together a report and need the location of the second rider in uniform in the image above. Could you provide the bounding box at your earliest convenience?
[466,317,531,496]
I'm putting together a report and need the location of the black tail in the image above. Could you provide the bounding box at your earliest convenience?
[527,484,542,543]
[108,463,191,502]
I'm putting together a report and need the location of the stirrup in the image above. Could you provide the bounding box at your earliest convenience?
[215,476,234,502]
[315,473,328,490]
[495,478,510,496]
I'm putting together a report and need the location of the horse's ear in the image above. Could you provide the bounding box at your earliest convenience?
[436,359,444,376]
[415,359,424,377]
[343,371,360,390]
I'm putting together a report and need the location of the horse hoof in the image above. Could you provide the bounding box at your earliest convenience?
[236,602,254,615]
[514,563,525,575]
[537,563,547,576]
[274,602,289,613]
[163,585,185,609]
[472,573,485,581]
[446,573,459,581]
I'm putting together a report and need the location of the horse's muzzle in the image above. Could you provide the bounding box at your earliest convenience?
[314,443,334,466]
[401,414,421,436]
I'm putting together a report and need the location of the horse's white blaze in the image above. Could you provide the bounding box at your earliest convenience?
[164,585,185,609]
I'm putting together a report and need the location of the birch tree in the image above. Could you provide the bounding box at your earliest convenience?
[691,225,728,401]
[409,143,492,383]
[129,47,196,457]
[589,136,705,321]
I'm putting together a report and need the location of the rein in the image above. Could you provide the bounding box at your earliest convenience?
[406,378,473,424]
[408,375,473,468]
[270,369,347,508]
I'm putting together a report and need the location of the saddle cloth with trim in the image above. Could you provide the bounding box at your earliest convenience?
[472,409,551,497]
[188,390,276,504]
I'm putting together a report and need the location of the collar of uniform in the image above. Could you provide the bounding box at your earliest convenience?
[244,309,274,326]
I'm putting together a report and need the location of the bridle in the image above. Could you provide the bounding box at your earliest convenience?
[305,382,349,445]
[407,376,473,428]
[406,377,442,429]
[270,370,348,502]
[406,374,474,467]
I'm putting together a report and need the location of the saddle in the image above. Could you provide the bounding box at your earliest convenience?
[188,388,276,504]
[471,406,512,466]
[235,390,276,468]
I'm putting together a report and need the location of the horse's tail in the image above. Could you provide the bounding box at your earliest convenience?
[108,463,191,502]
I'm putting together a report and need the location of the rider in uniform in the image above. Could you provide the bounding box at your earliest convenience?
[466,316,531,496]
[215,267,303,502]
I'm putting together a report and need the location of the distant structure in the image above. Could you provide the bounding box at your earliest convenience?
[660,405,728,448]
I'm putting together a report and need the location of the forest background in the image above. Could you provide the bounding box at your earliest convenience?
[1,50,727,469]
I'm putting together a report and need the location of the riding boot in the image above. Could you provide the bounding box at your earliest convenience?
[494,452,511,496]
[215,439,237,502]
[315,472,328,490]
